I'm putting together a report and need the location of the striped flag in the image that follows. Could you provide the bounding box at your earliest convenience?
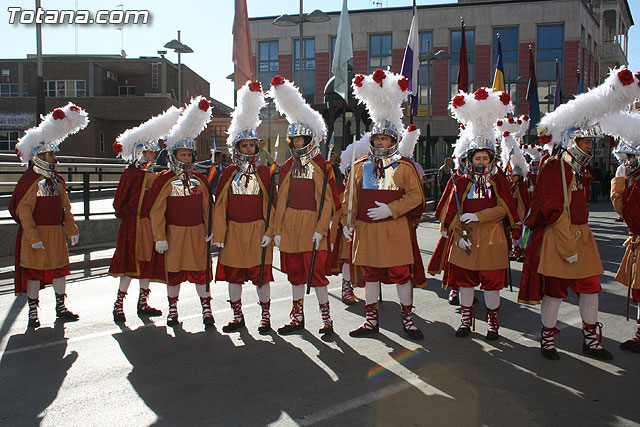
[400,0,419,116]
[492,34,505,92]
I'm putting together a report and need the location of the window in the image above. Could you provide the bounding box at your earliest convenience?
[152,62,160,89]
[0,130,21,151]
[45,80,86,97]
[119,86,135,97]
[99,132,105,152]
[1,69,9,77]
[537,24,564,113]
[213,125,227,137]
[492,27,519,102]
[293,38,316,103]
[330,36,354,69]
[369,34,392,73]
[449,28,475,98]
[0,83,29,97]
[417,31,433,107]
[258,40,279,89]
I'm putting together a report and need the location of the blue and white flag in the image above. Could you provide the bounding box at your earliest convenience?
[400,0,419,116]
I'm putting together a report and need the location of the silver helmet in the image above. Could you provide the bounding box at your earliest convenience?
[133,139,161,169]
[561,124,601,172]
[369,120,399,162]
[231,130,260,174]
[31,142,60,179]
[168,138,197,176]
[467,136,496,176]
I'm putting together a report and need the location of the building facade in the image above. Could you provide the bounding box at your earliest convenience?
[249,0,632,168]
[0,54,232,160]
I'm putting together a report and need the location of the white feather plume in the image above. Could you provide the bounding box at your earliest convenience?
[164,96,212,151]
[352,70,408,136]
[268,78,326,146]
[600,111,640,146]
[521,142,544,163]
[339,132,371,175]
[16,102,89,165]
[227,81,265,148]
[449,88,514,144]
[538,66,640,146]
[399,126,420,158]
[116,106,181,161]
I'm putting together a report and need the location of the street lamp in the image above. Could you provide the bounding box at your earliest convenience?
[272,1,329,102]
[164,31,194,105]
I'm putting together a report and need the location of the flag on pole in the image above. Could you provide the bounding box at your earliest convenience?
[457,19,469,93]
[553,60,562,110]
[576,69,583,95]
[233,0,254,91]
[270,135,279,175]
[526,46,541,130]
[207,137,218,183]
[401,0,419,116]
[331,0,353,102]
[492,34,505,92]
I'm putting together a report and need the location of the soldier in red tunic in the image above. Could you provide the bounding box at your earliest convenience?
[148,97,214,327]
[212,81,276,334]
[10,103,89,327]
[109,107,180,323]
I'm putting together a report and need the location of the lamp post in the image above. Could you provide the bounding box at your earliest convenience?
[164,31,193,105]
[420,41,451,168]
[272,1,329,102]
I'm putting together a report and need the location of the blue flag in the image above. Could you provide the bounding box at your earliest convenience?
[526,47,540,130]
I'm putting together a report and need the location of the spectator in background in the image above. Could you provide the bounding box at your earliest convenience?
[330,151,344,188]
[437,157,453,198]
[591,161,603,203]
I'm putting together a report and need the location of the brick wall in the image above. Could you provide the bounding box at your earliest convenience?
[392,48,405,74]
[564,41,579,96]
[315,52,330,104]
[517,43,534,115]
[432,46,449,116]
[279,54,292,81]
[475,44,492,89]
[353,51,368,75]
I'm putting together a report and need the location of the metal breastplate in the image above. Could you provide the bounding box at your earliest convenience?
[362,159,401,190]
[169,177,201,196]
[292,161,314,179]
[231,171,260,195]
[36,177,60,196]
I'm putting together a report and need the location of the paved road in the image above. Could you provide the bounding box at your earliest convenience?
[0,202,638,426]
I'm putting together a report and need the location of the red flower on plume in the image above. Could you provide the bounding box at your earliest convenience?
[507,117,515,124]
[474,88,489,100]
[617,69,634,86]
[517,119,522,125]
[496,120,503,127]
[354,75,365,87]
[398,77,409,92]
[336,157,341,164]
[635,72,640,87]
[407,124,417,132]
[198,98,210,111]
[162,141,167,149]
[248,81,262,92]
[271,75,285,87]
[539,134,552,145]
[452,95,466,108]
[14,147,19,155]
[522,115,529,121]
[52,109,65,120]
[372,69,386,84]
[503,131,511,137]
[460,124,465,130]
[499,92,511,105]
[537,147,543,152]
[112,141,122,153]
[70,106,81,112]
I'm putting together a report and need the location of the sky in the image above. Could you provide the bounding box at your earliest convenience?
[2,0,640,107]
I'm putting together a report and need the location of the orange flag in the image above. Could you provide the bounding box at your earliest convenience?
[233,0,254,91]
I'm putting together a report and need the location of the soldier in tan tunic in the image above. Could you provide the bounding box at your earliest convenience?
[10,103,89,327]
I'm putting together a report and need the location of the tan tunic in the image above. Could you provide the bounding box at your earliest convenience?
[611,177,640,289]
[341,160,424,267]
[18,178,77,269]
[150,178,209,272]
[273,162,333,253]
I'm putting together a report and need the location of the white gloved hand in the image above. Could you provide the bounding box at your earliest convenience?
[457,238,472,251]
[440,230,449,239]
[565,253,578,264]
[330,243,335,251]
[460,213,479,224]
[70,235,79,246]
[260,235,272,247]
[31,241,45,250]
[312,232,323,250]
[212,242,224,249]
[204,233,214,242]
[343,226,354,242]
[367,201,393,221]
[155,240,169,254]
[274,235,281,248]
[616,164,626,178]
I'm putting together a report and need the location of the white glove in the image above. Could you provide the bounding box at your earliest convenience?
[204,233,214,242]
[260,235,272,247]
[31,241,45,250]
[330,243,335,251]
[460,213,479,224]
[155,240,168,254]
[367,201,393,221]
[70,235,79,246]
[312,232,323,250]
[274,235,281,248]
[343,226,354,242]
[616,164,626,178]
[440,230,449,239]
[565,253,578,264]
[212,242,224,249]
[458,238,472,251]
